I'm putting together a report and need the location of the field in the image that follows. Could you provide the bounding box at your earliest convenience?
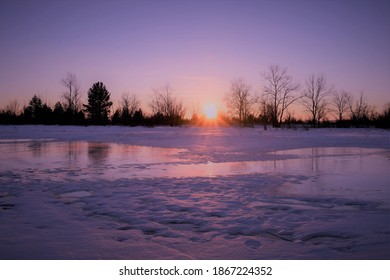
[0,125,389,259]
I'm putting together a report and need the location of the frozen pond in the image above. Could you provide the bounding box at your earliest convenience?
[0,140,188,181]
[1,140,388,181]
[0,137,389,259]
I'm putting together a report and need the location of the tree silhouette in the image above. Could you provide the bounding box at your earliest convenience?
[133,109,145,126]
[331,90,351,126]
[150,84,185,126]
[121,93,140,125]
[263,65,300,127]
[376,102,390,128]
[52,102,65,124]
[83,82,113,125]
[0,100,20,124]
[61,73,82,113]
[348,92,369,122]
[300,74,333,127]
[23,95,52,124]
[61,72,83,124]
[225,78,256,126]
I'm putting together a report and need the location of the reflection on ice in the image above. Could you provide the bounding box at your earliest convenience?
[87,143,111,166]
[1,141,388,203]
[0,141,389,182]
[0,141,188,180]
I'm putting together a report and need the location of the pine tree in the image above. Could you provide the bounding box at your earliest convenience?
[83,82,113,125]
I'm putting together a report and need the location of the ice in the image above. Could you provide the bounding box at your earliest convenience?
[0,125,389,259]
[244,239,262,249]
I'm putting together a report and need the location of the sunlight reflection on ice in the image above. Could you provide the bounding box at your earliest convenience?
[0,141,388,183]
[1,141,388,202]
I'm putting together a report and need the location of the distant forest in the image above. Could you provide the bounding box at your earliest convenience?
[1,68,389,128]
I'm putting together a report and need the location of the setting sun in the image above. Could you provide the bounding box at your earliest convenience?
[203,103,218,119]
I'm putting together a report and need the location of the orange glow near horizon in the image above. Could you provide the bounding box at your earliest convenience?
[192,102,229,126]
[202,103,218,120]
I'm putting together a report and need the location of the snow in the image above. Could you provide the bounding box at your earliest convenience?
[0,125,389,259]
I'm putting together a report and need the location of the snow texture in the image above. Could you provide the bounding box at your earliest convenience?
[0,125,389,259]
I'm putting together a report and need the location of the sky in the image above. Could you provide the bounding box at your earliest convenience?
[0,0,389,118]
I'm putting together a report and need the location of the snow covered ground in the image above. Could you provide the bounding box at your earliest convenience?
[0,125,389,259]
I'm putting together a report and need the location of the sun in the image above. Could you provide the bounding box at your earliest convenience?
[203,103,218,119]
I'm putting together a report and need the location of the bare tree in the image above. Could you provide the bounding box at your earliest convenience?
[348,92,371,122]
[332,90,351,122]
[61,72,82,113]
[257,96,273,129]
[150,84,185,126]
[225,78,257,126]
[263,65,300,127]
[121,93,140,120]
[5,99,20,116]
[300,74,334,127]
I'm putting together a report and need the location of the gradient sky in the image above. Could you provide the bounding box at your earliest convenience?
[1,0,389,117]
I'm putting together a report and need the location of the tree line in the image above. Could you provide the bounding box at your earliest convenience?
[1,67,389,128]
[225,65,389,128]
[0,73,185,127]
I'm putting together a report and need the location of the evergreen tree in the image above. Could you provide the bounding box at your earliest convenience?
[28,95,43,118]
[111,108,121,125]
[83,82,113,125]
[24,95,53,124]
[53,102,65,124]
[133,109,145,126]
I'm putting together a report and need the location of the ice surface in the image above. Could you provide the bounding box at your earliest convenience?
[0,125,389,259]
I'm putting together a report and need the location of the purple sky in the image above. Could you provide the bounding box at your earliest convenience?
[1,0,389,117]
